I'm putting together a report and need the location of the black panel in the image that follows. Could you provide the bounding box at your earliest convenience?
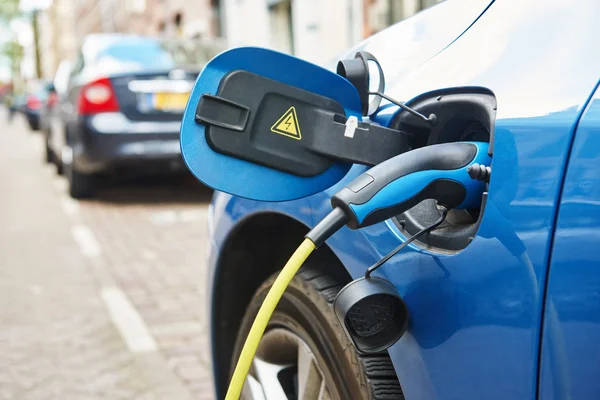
[200,70,342,177]
[310,116,413,166]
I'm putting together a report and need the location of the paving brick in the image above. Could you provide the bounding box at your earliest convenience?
[151,321,204,337]
[0,113,214,399]
[176,362,208,382]
[163,344,209,357]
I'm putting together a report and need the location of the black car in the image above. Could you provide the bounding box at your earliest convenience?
[23,82,52,131]
[45,34,213,198]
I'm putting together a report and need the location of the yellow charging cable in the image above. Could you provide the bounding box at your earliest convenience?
[225,238,316,400]
[225,208,348,399]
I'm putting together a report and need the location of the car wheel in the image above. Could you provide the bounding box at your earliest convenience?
[233,262,403,400]
[28,117,40,131]
[66,163,95,199]
[55,148,64,175]
[44,133,53,164]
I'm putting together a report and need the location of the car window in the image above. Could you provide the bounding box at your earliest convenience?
[92,38,179,72]
[90,37,218,72]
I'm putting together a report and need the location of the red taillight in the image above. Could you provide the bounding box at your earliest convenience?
[47,92,58,107]
[26,95,42,110]
[78,77,119,115]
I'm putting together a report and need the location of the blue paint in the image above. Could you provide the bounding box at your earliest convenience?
[349,142,490,224]
[206,0,600,399]
[539,86,600,400]
[180,47,362,202]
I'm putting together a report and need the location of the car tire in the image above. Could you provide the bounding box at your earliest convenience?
[28,117,40,131]
[232,262,403,400]
[44,134,53,164]
[66,163,95,199]
[56,148,64,175]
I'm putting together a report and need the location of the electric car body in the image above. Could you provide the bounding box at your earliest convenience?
[206,0,600,398]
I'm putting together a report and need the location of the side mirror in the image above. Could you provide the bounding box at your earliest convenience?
[180,47,364,202]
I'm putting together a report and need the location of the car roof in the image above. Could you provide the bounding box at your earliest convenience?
[81,34,150,57]
[83,33,144,44]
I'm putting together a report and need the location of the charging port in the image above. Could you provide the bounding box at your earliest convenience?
[390,87,497,252]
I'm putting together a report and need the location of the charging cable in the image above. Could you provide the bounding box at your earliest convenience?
[225,238,317,400]
[225,142,490,399]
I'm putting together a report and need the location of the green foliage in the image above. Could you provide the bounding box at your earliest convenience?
[0,0,20,22]
[2,40,23,84]
[2,40,23,61]
[0,0,22,84]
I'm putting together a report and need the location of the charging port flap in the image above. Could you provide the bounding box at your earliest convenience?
[195,70,414,176]
[180,47,365,201]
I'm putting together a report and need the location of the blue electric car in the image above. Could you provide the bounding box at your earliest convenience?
[206,0,600,398]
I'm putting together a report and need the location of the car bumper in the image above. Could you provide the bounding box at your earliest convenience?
[72,113,184,174]
[24,109,40,122]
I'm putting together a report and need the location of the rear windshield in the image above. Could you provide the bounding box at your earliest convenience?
[91,37,216,71]
[94,39,176,70]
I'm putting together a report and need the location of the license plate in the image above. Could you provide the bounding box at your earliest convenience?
[152,92,189,111]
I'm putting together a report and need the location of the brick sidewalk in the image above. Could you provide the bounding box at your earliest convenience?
[0,112,215,399]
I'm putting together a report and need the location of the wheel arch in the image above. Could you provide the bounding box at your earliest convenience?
[210,211,352,397]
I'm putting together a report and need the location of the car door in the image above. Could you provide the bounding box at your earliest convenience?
[539,84,600,400]
[49,60,73,158]
[308,1,600,399]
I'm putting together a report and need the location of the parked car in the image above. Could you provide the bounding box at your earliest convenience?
[43,59,71,171]
[46,34,213,198]
[22,82,51,131]
[206,0,600,399]
[38,82,57,134]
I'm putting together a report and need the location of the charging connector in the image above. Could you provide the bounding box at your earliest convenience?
[225,141,491,399]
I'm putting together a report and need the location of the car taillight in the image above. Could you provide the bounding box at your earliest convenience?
[78,77,119,115]
[47,92,58,107]
[26,95,42,110]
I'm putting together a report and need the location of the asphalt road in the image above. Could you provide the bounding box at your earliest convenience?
[0,110,215,400]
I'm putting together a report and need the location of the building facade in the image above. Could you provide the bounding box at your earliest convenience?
[36,0,441,79]
[220,0,442,66]
[38,0,77,80]
[38,0,220,79]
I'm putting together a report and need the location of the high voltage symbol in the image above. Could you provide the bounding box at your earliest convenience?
[271,106,302,140]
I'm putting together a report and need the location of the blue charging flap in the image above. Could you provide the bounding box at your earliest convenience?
[180,47,363,201]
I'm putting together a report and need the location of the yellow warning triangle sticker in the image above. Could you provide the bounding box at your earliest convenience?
[271,106,302,140]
